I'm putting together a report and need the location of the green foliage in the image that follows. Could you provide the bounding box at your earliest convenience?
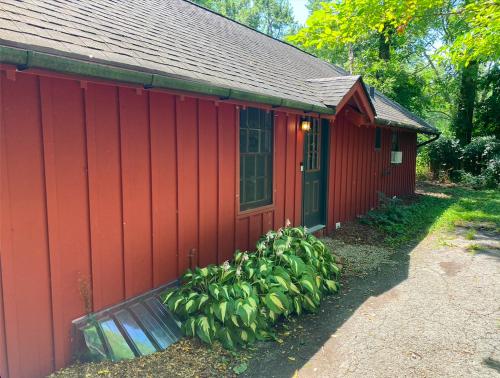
[475,65,500,139]
[425,135,500,188]
[461,136,500,174]
[426,136,462,175]
[193,0,297,38]
[360,193,410,239]
[443,0,500,67]
[289,0,498,143]
[162,226,340,349]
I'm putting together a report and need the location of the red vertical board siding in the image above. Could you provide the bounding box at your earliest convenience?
[39,77,92,368]
[262,211,274,234]
[0,259,7,378]
[359,129,367,214]
[217,103,236,263]
[365,128,371,211]
[0,73,10,378]
[0,73,55,378]
[352,124,360,217]
[85,84,125,310]
[119,88,153,298]
[198,100,218,267]
[149,92,178,285]
[284,115,297,223]
[235,218,250,252]
[273,113,286,228]
[249,214,263,249]
[176,97,199,272]
[294,116,304,226]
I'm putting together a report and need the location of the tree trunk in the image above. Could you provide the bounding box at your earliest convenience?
[453,61,478,144]
[378,32,390,61]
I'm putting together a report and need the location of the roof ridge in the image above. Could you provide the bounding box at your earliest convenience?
[307,75,361,82]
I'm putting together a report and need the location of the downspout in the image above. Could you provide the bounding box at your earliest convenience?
[417,133,440,148]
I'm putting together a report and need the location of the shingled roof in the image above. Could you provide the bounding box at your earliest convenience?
[0,0,438,134]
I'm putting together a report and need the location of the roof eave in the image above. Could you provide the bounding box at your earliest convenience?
[375,116,440,135]
[0,44,335,116]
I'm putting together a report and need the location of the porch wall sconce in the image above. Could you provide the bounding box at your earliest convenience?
[301,120,311,132]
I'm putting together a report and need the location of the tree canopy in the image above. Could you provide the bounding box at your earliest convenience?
[288,0,499,143]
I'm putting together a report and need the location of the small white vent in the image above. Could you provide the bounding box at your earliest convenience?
[391,151,402,164]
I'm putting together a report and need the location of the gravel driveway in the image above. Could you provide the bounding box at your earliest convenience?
[246,228,500,377]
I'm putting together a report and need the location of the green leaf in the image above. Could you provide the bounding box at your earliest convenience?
[289,282,301,294]
[273,266,291,281]
[240,282,252,297]
[161,290,176,304]
[293,296,302,315]
[209,283,220,300]
[183,317,196,337]
[285,255,307,277]
[273,275,289,291]
[264,291,289,314]
[230,314,240,327]
[198,294,209,309]
[233,362,248,375]
[237,303,256,326]
[185,298,197,314]
[169,295,185,313]
[199,267,209,277]
[300,275,316,295]
[196,316,213,344]
[217,327,236,350]
[324,279,339,293]
[213,301,229,324]
[302,295,317,312]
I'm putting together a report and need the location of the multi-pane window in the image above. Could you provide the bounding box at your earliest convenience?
[239,108,273,211]
[375,127,381,149]
[391,131,400,151]
[305,119,321,171]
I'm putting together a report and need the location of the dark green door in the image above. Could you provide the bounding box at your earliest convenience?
[302,119,329,228]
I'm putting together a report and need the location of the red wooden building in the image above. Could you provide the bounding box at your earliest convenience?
[0,1,438,376]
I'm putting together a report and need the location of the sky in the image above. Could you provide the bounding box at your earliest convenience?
[291,0,309,25]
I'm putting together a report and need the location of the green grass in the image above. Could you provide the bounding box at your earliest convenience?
[364,184,500,248]
[465,229,476,240]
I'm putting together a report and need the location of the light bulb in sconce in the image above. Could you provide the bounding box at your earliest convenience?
[301,120,311,131]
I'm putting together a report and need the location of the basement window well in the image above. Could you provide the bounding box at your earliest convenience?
[72,284,182,362]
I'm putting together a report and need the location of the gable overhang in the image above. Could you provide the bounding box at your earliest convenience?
[334,79,376,124]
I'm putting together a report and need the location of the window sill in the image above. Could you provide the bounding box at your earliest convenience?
[306,224,325,234]
[237,203,275,218]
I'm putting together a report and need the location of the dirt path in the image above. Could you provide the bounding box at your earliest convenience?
[245,228,500,377]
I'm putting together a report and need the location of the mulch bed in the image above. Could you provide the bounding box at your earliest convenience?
[50,339,247,378]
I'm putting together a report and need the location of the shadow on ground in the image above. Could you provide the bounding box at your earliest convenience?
[243,183,470,378]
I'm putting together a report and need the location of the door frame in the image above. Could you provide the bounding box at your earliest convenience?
[301,118,330,228]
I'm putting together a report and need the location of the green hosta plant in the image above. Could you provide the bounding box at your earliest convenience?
[162,226,341,349]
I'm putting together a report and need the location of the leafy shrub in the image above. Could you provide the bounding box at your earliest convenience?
[416,151,432,181]
[461,136,500,175]
[458,157,500,189]
[162,226,340,349]
[426,136,462,177]
[481,157,500,188]
[360,193,407,235]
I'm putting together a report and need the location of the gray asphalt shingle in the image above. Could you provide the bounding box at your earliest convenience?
[0,0,437,133]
